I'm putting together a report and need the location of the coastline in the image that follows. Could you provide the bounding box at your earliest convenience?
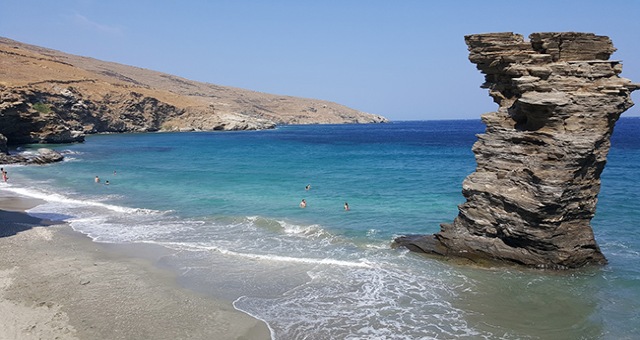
[0,194,271,340]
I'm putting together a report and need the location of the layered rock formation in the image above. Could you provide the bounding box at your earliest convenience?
[394,32,639,269]
[0,37,387,163]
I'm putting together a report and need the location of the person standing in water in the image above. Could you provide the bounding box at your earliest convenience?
[344,202,350,211]
[300,199,307,208]
[95,176,100,183]
[1,168,8,182]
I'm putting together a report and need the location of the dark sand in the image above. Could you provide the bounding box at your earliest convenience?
[0,194,271,340]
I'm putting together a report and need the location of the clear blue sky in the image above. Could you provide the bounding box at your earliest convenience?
[1,0,639,121]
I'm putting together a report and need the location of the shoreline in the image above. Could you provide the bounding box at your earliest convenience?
[0,194,271,340]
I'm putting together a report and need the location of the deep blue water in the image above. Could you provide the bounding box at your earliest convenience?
[2,118,639,339]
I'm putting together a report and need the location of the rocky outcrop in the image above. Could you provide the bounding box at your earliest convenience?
[0,36,387,158]
[0,148,64,165]
[393,32,639,269]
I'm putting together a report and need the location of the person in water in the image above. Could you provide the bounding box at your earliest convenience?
[344,202,350,211]
[95,176,100,183]
[300,199,307,208]
[305,184,311,191]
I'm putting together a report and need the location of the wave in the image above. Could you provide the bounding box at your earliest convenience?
[233,254,482,340]
[3,181,373,267]
[3,185,164,216]
[145,240,373,268]
[247,215,336,240]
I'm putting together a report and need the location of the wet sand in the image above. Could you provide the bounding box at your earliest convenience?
[0,195,271,340]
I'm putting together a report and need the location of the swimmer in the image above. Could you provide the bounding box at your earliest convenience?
[300,199,307,208]
[305,184,311,191]
[95,176,100,183]
[344,202,350,211]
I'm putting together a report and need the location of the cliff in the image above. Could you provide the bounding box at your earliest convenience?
[393,32,639,269]
[0,37,387,157]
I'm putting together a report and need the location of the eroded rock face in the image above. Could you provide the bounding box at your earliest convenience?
[0,134,8,154]
[394,32,639,269]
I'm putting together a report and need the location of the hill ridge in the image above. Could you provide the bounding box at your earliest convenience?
[0,36,387,150]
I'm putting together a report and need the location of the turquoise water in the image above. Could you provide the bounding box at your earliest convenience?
[2,119,639,339]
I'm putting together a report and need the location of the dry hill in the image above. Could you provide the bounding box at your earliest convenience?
[0,37,387,147]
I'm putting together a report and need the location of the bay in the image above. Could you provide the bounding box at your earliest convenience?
[3,118,639,339]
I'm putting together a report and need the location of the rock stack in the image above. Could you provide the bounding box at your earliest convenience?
[394,32,639,269]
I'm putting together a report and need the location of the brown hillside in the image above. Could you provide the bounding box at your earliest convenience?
[0,37,387,146]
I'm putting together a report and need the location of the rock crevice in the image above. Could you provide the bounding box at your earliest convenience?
[393,32,639,269]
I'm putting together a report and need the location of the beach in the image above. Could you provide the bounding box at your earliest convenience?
[0,194,271,340]
[1,120,638,338]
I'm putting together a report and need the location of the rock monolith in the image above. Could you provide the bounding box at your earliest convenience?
[394,32,639,269]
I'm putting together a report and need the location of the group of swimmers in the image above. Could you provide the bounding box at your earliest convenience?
[300,184,350,211]
[94,171,116,185]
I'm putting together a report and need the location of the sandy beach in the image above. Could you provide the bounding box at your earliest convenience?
[0,195,271,340]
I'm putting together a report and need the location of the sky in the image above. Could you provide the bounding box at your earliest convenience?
[1,0,639,121]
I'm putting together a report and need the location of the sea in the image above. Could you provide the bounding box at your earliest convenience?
[2,118,639,339]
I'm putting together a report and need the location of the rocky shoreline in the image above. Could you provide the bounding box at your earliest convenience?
[0,36,387,164]
[394,32,639,269]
